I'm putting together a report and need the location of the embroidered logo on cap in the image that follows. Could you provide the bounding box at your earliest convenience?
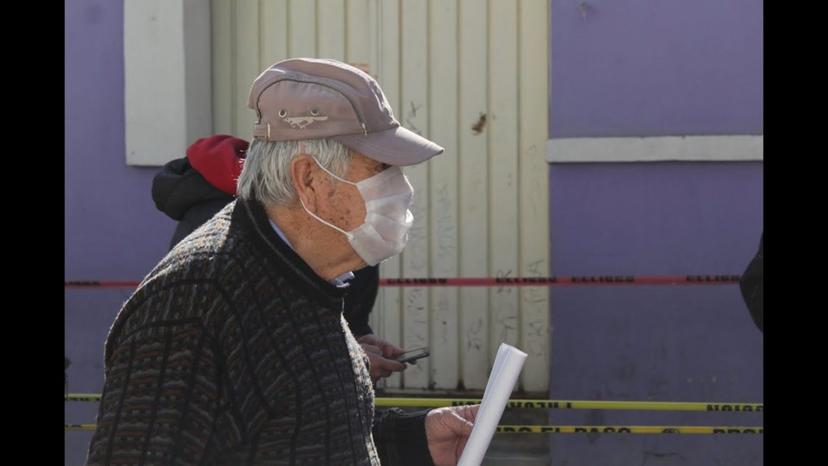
[283,115,329,129]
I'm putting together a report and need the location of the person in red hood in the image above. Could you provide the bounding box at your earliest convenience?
[152,135,246,249]
[152,134,406,381]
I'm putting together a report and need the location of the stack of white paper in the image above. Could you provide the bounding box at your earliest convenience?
[457,343,528,466]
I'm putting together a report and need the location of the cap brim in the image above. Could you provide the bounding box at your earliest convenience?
[333,125,444,166]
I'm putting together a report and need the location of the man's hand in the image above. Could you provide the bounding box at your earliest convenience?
[425,404,479,466]
[357,334,406,381]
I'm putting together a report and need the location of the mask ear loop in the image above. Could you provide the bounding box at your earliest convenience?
[299,198,355,240]
[313,156,357,186]
[299,156,355,238]
[307,156,366,239]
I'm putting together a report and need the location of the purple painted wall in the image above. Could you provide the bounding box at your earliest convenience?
[550,0,763,137]
[547,1,763,464]
[65,1,175,464]
[546,163,763,464]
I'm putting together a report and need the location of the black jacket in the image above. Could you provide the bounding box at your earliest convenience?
[345,266,379,336]
[740,234,763,332]
[152,158,234,250]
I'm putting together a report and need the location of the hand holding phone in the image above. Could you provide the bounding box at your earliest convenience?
[395,347,430,364]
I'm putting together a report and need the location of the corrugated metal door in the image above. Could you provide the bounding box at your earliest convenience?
[211,0,549,393]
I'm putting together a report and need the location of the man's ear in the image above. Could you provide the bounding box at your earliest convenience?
[290,154,319,211]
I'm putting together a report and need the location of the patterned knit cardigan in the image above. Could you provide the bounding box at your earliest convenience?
[86,198,432,466]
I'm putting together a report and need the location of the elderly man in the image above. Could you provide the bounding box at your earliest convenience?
[150,133,407,382]
[86,58,478,466]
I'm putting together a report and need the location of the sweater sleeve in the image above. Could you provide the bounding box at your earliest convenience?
[373,408,435,466]
[86,317,223,465]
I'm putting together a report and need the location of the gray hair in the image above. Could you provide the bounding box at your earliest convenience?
[237,138,352,206]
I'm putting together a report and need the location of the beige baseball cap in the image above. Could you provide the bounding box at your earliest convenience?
[248,58,444,166]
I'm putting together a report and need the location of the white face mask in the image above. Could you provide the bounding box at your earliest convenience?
[300,157,415,266]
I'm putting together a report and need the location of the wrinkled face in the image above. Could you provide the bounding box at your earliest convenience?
[314,151,391,231]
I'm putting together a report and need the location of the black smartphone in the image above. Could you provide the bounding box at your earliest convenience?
[395,347,430,364]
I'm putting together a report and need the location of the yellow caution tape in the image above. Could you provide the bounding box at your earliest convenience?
[64,423,762,434]
[496,425,763,434]
[66,394,763,412]
[65,424,96,431]
[374,397,763,412]
[66,393,101,402]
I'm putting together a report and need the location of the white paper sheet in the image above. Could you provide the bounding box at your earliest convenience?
[457,343,528,466]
